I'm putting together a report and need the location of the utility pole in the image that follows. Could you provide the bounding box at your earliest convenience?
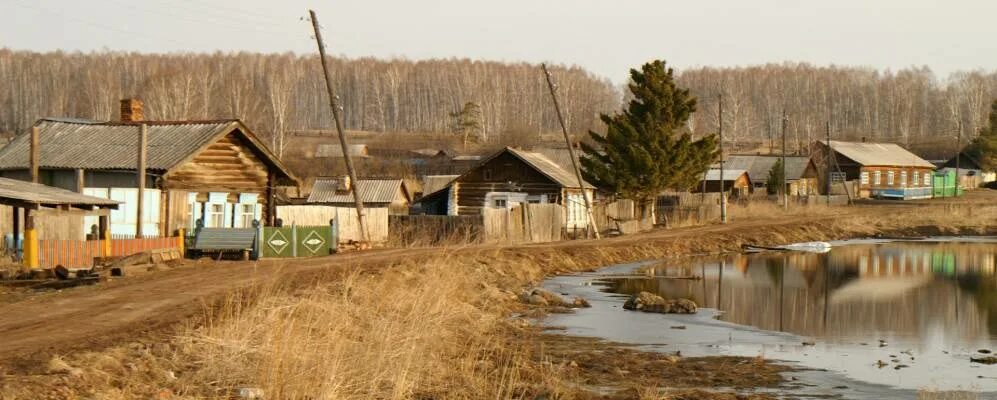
[542,63,600,239]
[825,120,831,207]
[781,110,788,210]
[310,9,369,244]
[29,126,39,183]
[719,93,727,224]
[136,123,147,238]
[956,121,962,196]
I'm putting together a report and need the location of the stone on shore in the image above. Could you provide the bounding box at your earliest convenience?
[623,291,697,314]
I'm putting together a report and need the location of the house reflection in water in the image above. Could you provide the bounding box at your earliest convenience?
[605,242,997,342]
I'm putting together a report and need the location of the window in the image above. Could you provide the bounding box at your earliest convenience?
[900,171,907,187]
[237,204,257,228]
[860,172,870,185]
[924,173,931,186]
[493,199,507,207]
[912,172,920,187]
[887,171,895,186]
[207,203,225,228]
[873,171,882,185]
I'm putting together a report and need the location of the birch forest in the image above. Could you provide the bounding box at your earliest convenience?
[1,49,994,159]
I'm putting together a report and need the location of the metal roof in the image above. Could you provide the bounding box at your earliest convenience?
[307,178,405,204]
[829,140,935,169]
[421,175,458,195]
[722,155,812,183]
[0,177,120,209]
[703,169,749,181]
[506,147,595,189]
[0,119,298,183]
[533,147,580,173]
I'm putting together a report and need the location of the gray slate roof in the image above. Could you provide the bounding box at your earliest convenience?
[703,169,749,182]
[0,119,298,182]
[421,175,458,196]
[722,155,812,183]
[307,179,406,204]
[506,147,594,189]
[829,140,935,169]
[0,177,120,208]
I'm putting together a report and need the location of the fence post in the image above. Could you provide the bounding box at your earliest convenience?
[252,220,261,260]
[177,228,185,256]
[291,223,298,258]
[329,218,337,254]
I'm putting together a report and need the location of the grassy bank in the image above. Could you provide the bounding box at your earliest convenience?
[3,198,996,399]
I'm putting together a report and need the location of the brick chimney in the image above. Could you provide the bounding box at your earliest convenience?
[120,99,144,122]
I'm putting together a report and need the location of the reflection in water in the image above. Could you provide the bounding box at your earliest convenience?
[606,242,997,342]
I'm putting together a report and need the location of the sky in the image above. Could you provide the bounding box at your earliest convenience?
[2,0,995,83]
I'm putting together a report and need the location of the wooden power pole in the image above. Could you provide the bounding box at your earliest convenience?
[541,63,600,239]
[29,126,39,183]
[781,111,788,210]
[825,120,831,207]
[310,9,369,244]
[136,123,147,238]
[718,94,726,224]
[956,121,962,195]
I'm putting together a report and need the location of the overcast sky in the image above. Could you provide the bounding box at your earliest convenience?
[3,0,995,83]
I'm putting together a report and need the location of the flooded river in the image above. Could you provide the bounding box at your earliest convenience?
[542,238,997,398]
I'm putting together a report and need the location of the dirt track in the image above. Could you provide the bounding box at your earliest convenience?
[0,195,993,371]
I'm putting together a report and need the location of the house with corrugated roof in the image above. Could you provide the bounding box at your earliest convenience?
[415,147,595,231]
[722,155,819,196]
[306,177,411,215]
[813,140,935,199]
[0,99,298,237]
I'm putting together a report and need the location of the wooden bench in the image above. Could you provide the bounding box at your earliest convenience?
[190,228,258,260]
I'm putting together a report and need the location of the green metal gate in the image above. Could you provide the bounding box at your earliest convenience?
[260,224,336,258]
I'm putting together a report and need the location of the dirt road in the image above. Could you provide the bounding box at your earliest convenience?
[0,196,992,371]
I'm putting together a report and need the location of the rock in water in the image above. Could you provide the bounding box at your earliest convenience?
[971,356,997,365]
[623,292,697,314]
[623,291,666,311]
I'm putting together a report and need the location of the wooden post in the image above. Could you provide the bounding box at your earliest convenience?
[825,121,831,206]
[781,110,789,210]
[309,10,370,244]
[12,207,20,262]
[541,63,600,238]
[22,208,37,271]
[136,124,147,238]
[30,126,39,184]
[956,121,962,195]
[176,227,185,256]
[99,215,111,257]
[75,168,85,193]
[718,93,726,223]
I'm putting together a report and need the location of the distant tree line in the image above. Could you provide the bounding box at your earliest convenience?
[677,64,997,158]
[0,49,618,157]
[1,50,994,160]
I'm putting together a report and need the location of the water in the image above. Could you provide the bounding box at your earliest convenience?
[542,238,997,398]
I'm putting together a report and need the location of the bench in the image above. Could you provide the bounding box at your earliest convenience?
[190,227,258,260]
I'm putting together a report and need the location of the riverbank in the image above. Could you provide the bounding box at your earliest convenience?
[2,193,996,399]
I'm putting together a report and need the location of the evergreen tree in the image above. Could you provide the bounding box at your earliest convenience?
[580,60,718,202]
[766,158,785,195]
[965,99,997,171]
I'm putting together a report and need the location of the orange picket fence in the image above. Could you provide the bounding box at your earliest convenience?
[37,235,183,268]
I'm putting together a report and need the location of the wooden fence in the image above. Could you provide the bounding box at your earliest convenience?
[482,204,564,244]
[36,234,182,268]
[276,205,390,244]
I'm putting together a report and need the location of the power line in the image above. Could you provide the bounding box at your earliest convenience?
[98,0,293,36]
[9,0,190,47]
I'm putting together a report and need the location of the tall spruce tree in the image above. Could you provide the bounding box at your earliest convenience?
[580,60,718,202]
[965,99,997,171]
